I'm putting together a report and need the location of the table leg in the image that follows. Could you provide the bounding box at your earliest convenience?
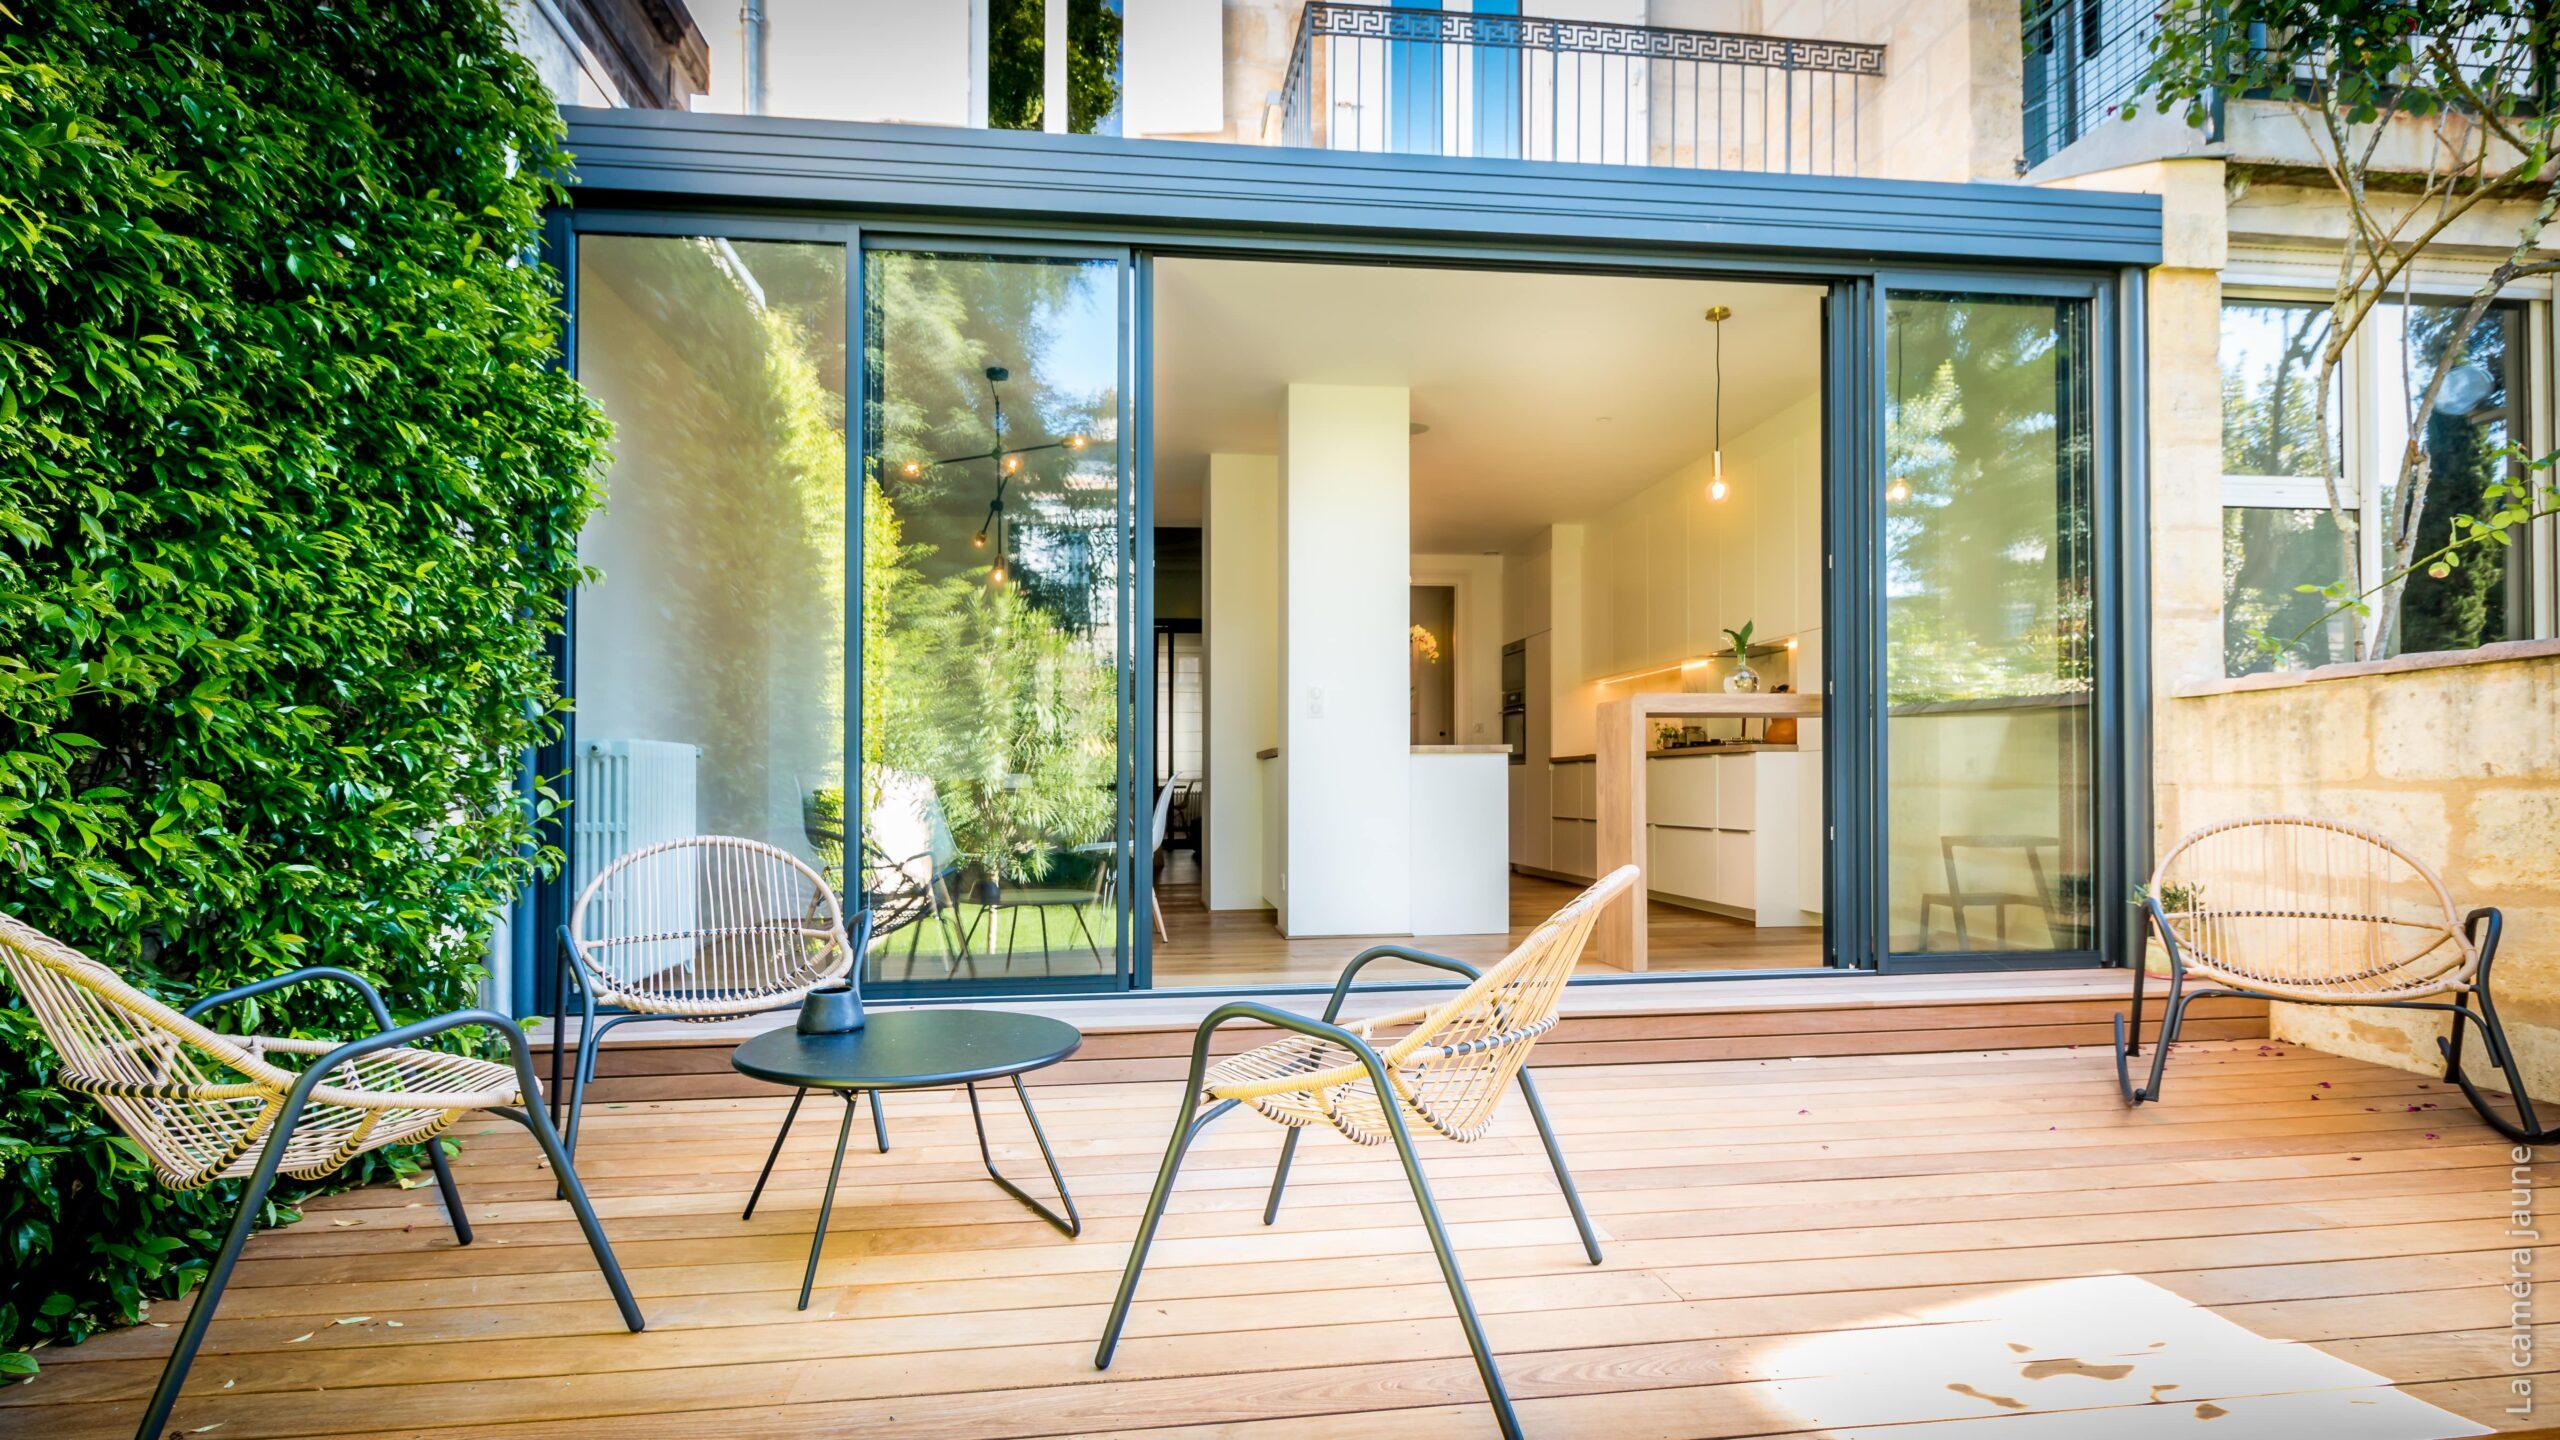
[743,1087,807,1221]
[798,1091,859,1311]
[967,1075,1081,1237]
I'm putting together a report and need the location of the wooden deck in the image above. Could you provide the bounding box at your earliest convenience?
[14,1039,2544,1439]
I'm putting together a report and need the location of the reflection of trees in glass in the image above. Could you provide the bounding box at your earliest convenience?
[2396,305,2514,653]
[864,253,1122,884]
[988,0,1124,133]
[1884,296,2092,704]
[2221,303,2330,478]
[582,237,845,833]
[2223,507,2353,674]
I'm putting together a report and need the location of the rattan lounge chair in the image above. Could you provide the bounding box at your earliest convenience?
[2121,813,2551,1141]
[0,911,642,1440]
[1097,866,1639,1440]
[553,834,872,1159]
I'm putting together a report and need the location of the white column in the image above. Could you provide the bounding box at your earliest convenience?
[1280,384,1412,937]
[1204,453,1279,912]
[1042,0,1068,133]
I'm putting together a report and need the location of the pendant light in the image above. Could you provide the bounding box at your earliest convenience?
[1704,306,1731,501]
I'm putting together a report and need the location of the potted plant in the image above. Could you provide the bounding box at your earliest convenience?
[1722,620,1761,694]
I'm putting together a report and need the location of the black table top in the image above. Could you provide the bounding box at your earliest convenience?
[731,1010,1083,1091]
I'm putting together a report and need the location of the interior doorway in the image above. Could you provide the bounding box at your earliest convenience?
[1151,256,1830,987]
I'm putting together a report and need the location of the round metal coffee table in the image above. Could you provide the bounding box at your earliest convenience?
[732,1009,1083,1309]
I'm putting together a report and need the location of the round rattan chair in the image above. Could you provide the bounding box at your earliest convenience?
[553,835,868,1159]
[0,910,641,1440]
[2119,814,2548,1140]
[1097,866,1640,1440]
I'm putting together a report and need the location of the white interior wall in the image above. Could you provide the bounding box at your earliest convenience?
[1281,384,1414,936]
[696,0,977,124]
[1204,452,1280,911]
[1122,0,1226,136]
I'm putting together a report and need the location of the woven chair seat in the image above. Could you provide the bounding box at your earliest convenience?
[69,1031,520,1191]
[1205,1005,1561,1145]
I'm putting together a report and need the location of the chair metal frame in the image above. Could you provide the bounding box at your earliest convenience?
[2118,813,2552,1143]
[1095,867,1635,1440]
[551,834,864,1159]
[0,913,642,1440]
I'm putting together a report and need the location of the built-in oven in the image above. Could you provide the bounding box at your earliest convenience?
[1500,640,1527,765]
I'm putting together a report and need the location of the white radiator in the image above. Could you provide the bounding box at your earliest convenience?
[573,738,702,980]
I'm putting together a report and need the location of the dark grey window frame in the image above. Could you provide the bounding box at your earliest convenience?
[527,108,2162,1013]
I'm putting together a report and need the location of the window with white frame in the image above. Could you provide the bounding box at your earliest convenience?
[2219,294,2537,675]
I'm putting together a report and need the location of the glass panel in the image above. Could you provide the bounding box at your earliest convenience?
[2220,300,2338,480]
[572,235,848,901]
[1884,292,2096,956]
[2376,302,2524,653]
[864,250,1126,988]
[2224,506,2357,675]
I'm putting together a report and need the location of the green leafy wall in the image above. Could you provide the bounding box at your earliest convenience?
[0,0,602,1369]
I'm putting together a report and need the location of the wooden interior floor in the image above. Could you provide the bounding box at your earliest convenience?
[19,1038,2547,1439]
[1150,858,1822,987]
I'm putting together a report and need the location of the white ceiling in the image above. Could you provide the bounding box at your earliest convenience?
[1151,258,1822,552]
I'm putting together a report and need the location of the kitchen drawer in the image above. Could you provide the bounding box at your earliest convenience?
[1645,757,1716,829]
[1713,830,1756,910]
[1717,754,1757,831]
[1648,825,1716,903]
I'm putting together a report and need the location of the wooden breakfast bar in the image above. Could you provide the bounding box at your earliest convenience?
[1593,690,1825,971]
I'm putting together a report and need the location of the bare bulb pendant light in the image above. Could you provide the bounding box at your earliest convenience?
[1705,305,1731,501]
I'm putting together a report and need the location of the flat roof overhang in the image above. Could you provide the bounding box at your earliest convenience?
[558,106,2165,270]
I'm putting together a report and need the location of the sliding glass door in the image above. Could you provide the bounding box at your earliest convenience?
[569,229,853,925]
[1878,288,2102,962]
[858,244,1139,993]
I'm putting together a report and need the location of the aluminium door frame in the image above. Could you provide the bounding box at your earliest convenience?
[1857,267,2138,974]
[853,231,1145,999]
[545,193,2153,1002]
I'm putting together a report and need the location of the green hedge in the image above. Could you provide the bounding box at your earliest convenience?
[0,0,603,1371]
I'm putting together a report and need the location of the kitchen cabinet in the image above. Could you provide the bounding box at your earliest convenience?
[1603,748,1813,926]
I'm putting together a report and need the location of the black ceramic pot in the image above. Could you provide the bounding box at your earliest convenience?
[797,978,866,1034]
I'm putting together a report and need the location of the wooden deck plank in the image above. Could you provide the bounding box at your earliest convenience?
[13,1038,2527,1439]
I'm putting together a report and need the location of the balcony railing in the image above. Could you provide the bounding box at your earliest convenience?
[1278,3,1886,177]
[2021,1,2548,172]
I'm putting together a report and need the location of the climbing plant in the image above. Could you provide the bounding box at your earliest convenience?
[0,0,603,1371]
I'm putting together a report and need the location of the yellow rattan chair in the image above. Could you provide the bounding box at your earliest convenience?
[1096,866,1640,1440]
[2119,814,2548,1140]
[553,834,864,1157]
[0,910,641,1440]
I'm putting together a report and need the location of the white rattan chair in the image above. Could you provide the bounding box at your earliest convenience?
[1097,865,1640,1440]
[0,911,641,1440]
[2120,814,2548,1140]
[552,834,863,1158]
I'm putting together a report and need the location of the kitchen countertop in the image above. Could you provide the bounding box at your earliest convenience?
[1411,744,1512,755]
[1550,743,1801,764]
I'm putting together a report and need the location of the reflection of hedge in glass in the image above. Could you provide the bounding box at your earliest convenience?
[582,237,847,834]
[2397,306,2515,655]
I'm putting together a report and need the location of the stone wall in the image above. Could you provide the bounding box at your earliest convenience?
[2157,644,2560,1096]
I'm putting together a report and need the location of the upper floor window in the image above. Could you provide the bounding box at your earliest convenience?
[2219,295,2539,675]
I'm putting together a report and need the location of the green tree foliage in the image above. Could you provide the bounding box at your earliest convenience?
[0,0,602,1369]
[2134,0,2560,658]
[988,0,1126,134]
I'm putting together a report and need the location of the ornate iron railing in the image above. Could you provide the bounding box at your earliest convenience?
[1278,3,1886,176]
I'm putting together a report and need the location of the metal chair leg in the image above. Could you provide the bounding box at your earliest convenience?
[868,1088,890,1153]
[564,983,600,1160]
[1378,1096,1524,1440]
[1260,1127,1303,1226]
[2117,962,2185,1105]
[1097,1098,1237,1368]
[493,1026,645,1333]
[966,1076,1081,1236]
[744,1088,808,1220]
[425,1137,473,1246]
[1516,1068,1600,1264]
[799,1091,860,1311]
[136,1108,301,1440]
